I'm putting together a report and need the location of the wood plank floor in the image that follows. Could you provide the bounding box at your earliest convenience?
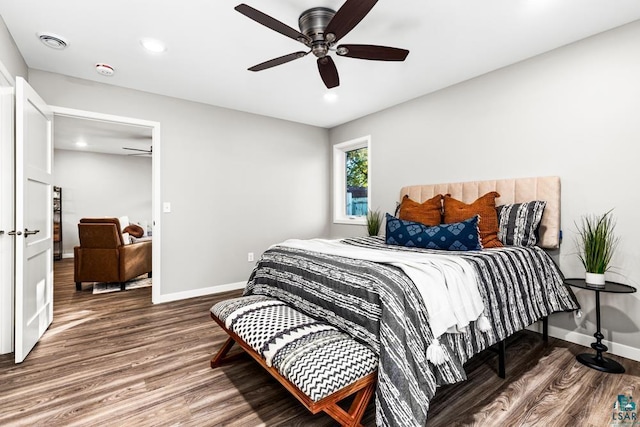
[0,258,638,426]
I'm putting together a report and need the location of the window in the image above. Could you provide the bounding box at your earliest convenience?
[333,136,370,224]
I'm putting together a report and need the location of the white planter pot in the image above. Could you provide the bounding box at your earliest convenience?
[585,272,606,287]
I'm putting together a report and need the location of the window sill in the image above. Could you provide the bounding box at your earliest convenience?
[333,217,367,226]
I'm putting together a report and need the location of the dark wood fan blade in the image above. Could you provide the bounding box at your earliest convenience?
[317,56,339,89]
[336,44,409,61]
[235,4,310,45]
[123,147,151,153]
[324,0,378,43]
[248,51,308,72]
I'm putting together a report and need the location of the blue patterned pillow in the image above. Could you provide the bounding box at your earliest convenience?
[385,213,482,251]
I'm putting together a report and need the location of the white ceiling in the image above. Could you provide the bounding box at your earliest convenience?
[1,0,640,129]
[54,116,152,156]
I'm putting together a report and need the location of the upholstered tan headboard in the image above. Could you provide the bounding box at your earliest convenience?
[399,176,561,249]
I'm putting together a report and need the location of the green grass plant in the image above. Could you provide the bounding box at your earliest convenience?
[366,209,382,237]
[576,209,619,274]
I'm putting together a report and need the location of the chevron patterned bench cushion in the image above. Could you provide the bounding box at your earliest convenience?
[211,295,378,402]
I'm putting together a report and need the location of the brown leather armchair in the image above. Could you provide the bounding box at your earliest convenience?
[74,218,152,291]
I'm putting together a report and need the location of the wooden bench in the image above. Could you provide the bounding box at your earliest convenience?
[210,296,378,427]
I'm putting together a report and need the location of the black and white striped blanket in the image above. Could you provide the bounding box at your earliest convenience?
[244,236,579,427]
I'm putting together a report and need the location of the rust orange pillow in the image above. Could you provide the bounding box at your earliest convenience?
[398,194,443,226]
[443,192,503,248]
[123,224,144,238]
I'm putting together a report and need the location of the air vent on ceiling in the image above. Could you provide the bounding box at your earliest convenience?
[37,33,68,49]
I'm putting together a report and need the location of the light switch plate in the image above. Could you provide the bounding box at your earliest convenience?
[163,202,171,213]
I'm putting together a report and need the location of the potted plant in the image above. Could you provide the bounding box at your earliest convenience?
[366,209,382,237]
[576,209,619,287]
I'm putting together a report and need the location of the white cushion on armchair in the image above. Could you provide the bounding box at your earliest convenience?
[118,215,130,230]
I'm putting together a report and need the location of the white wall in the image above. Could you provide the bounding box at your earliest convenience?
[0,15,26,80]
[29,70,330,297]
[53,149,152,256]
[329,21,640,359]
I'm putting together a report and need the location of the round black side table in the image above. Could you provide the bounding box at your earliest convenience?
[565,278,637,374]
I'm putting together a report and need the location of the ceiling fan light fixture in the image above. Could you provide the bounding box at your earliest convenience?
[37,32,68,49]
[311,42,329,58]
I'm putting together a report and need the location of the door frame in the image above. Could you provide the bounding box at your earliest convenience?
[0,62,15,354]
[51,106,162,304]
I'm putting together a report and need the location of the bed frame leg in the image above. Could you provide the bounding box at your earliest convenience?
[493,316,547,380]
[498,340,506,379]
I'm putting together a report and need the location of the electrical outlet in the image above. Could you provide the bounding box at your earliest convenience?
[247,252,254,262]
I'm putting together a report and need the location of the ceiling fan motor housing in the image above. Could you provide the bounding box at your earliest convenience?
[299,7,335,57]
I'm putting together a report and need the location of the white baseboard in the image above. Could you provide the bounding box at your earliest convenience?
[154,281,246,304]
[62,252,74,259]
[527,322,640,362]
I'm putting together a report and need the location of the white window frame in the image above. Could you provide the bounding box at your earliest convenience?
[333,135,371,225]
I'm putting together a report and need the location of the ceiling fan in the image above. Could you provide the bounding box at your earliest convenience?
[123,146,152,156]
[235,1,409,89]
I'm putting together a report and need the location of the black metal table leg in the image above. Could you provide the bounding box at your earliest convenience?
[576,290,625,373]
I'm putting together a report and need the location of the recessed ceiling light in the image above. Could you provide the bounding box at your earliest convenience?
[324,92,338,103]
[37,32,68,49]
[140,38,167,53]
[75,141,87,148]
[95,63,115,76]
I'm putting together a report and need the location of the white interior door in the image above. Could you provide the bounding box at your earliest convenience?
[14,77,54,363]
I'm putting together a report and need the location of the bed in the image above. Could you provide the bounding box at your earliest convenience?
[243,176,579,427]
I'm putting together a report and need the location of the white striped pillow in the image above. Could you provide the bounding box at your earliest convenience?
[497,201,546,247]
